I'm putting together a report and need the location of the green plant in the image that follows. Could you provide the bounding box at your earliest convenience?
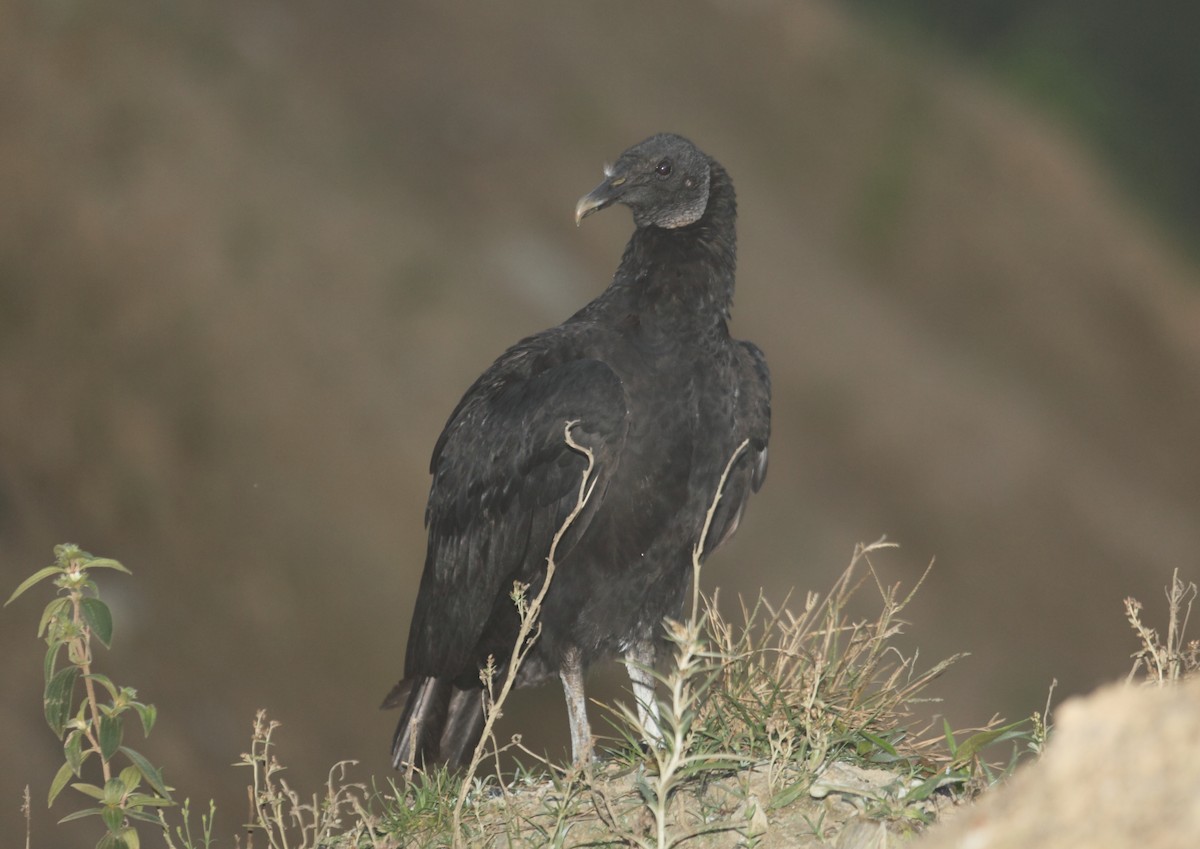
[602,617,744,849]
[372,768,462,848]
[159,799,217,849]
[6,544,174,849]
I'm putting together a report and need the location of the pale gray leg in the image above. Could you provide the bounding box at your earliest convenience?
[559,647,593,767]
[624,640,663,747]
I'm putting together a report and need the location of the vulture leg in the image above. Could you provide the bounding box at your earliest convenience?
[560,647,593,766]
[624,640,663,746]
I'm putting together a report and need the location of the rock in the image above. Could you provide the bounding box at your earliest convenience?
[835,815,890,849]
[810,761,907,802]
[735,793,770,843]
[918,678,1200,849]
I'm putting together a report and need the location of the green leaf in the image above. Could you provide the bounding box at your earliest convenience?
[100,715,123,762]
[125,807,167,825]
[952,720,1027,767]
[38,597,72,639]
[126,794,174,808]
[119,746,172,800]
[81,598,114,648]
[86,673,119,701]
[87,558,131,574]
[102,804,124,834]
[48,761,75,807]
[44,666,80,738]
[43,644,60,690]
[120,826,141,849]
[102,777,125,805]
[65,729,85,774]
[134,703,156,737]
[5,565,63,606]
[768,777,809,810]
[57,806,103,824]
[859,728,899,757]
[97,830,131,849]
[72,697,90,729]
[71,783,106,801]
[941,717,958,756]
[119,766,142,792]
[904,769,967,802]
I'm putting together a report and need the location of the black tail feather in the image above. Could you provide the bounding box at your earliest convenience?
[384,677,484,771]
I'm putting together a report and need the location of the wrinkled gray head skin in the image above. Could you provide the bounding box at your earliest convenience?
[575,133,712,230]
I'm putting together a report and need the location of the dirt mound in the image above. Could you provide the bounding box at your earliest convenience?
[921,679,1200,849]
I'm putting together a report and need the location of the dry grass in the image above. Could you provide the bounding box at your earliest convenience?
[1125,569,1200,685]
[219,568,1200,848]
[226,539,1011,848]
[235,710,372,849]
[699,540,965,785]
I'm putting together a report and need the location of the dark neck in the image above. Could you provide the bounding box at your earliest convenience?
[613,160,738,322]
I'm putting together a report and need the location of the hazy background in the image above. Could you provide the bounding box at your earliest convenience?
[3,1,1198,845]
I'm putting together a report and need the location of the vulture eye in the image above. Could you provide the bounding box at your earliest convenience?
[655,159,672,177]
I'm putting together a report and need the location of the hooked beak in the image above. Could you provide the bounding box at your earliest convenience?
[574,174,627,226]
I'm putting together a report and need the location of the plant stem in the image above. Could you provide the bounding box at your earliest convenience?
[70,583,112,783]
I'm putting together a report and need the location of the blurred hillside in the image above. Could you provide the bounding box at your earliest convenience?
[2,1,1198,846]
[851,0,1200,251]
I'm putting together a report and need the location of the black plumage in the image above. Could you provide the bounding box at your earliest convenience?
[382,133,771,770]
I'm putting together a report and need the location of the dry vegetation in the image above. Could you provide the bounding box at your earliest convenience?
[1124,570,1199,686]
[226,568,1200,849]
[11,536,1027,849]
[12,536,1196,848]
[216,538,1019,849]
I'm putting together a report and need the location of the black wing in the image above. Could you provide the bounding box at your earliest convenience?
[404,341,629,683]
[703,340,771,557]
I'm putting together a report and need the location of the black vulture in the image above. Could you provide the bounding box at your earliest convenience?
[382,133,771,770]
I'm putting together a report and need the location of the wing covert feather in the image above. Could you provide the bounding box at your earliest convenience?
[704,340,771,556]
[405,355,628,678]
